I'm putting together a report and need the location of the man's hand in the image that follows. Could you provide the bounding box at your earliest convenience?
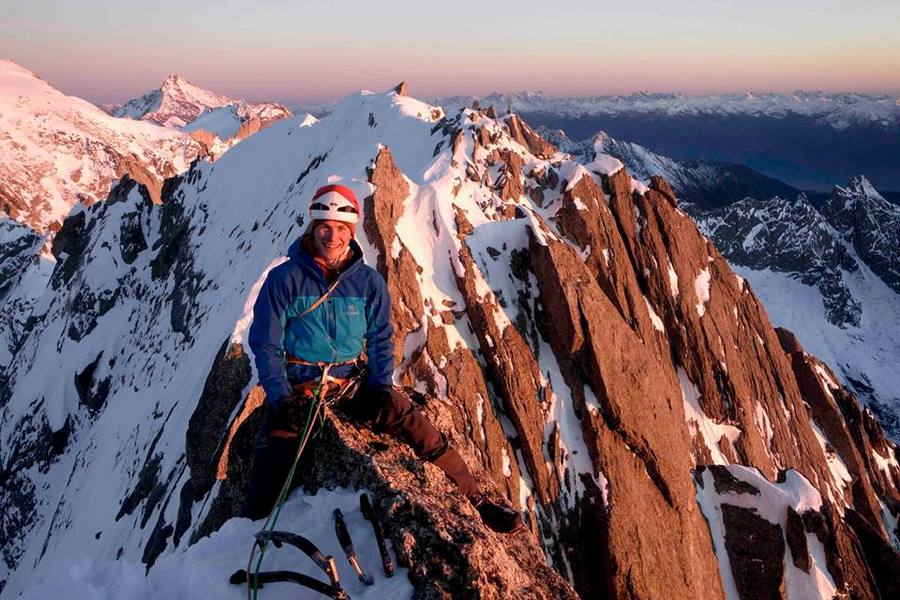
[269,393,312,432]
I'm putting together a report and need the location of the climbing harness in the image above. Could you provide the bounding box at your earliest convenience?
[214,275,345,481]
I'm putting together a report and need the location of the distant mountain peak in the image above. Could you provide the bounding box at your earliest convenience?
[162,73,189,85]
[110,75,291,131]
[840,174,884,200]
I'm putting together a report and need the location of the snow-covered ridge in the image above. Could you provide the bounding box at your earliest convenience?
[0,60,203,232]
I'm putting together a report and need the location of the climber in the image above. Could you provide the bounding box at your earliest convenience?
[243,183,523,534]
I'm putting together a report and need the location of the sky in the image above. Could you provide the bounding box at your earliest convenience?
[2,0,899,103]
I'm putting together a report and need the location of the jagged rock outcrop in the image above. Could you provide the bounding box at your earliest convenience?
[690,175,900,442]
[504,114,556,158]
[528,226,725,598]
[823,175,900,295]
[364,147,425,367]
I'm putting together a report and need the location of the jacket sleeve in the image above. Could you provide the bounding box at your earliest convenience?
[248,270,293,406]
[364,271,395,389]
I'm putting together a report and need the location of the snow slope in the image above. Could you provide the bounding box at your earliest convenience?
[0,88,560,596]
[19,488,411,600]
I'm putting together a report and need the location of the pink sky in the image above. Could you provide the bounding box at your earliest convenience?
[3,0,899,102]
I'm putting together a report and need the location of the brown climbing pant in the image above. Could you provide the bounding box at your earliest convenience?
[242,385,478,519]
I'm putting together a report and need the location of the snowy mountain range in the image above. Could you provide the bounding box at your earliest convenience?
[108,74,293,132]
[300,91,900,131]
[1,73,898,600]
[0,61,204,233]
[541,128,800,208]
[439,91,900,130]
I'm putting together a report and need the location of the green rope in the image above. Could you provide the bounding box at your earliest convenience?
[246,385,326,600]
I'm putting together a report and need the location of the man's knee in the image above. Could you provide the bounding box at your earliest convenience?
[346,385,410,426]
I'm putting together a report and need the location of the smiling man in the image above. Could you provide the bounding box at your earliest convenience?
[244,183,523,534]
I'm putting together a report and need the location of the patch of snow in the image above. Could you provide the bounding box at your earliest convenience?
[880,499,900,551]
[678,367,741,464]
[813,364,839,391]
[584,152,623,176]
[231,257,289,346]
[754,401,774,448]
[872,447,899,479]
[667,257,679,298]
[694,267,711,317]
[501,447,512,477]
[695,466,834,600]
[643,295,665,332]
[476,393,487,443]
[809,421,852,509]
[630,178,648,194]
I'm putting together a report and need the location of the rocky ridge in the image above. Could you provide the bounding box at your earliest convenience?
[552,126,900,442]
[0,86,898,598]
[823,176,900,295]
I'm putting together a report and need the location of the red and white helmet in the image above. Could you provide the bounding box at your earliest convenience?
[309,185,360,224]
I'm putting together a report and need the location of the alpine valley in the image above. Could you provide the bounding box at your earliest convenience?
[1,64,898,599]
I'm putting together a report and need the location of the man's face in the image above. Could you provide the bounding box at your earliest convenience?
[313,220,352,262]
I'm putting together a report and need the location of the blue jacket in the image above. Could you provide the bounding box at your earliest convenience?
[249,236,394,406]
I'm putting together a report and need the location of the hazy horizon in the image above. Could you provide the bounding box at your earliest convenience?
[6,57,900,107]
[3,0,899,104]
